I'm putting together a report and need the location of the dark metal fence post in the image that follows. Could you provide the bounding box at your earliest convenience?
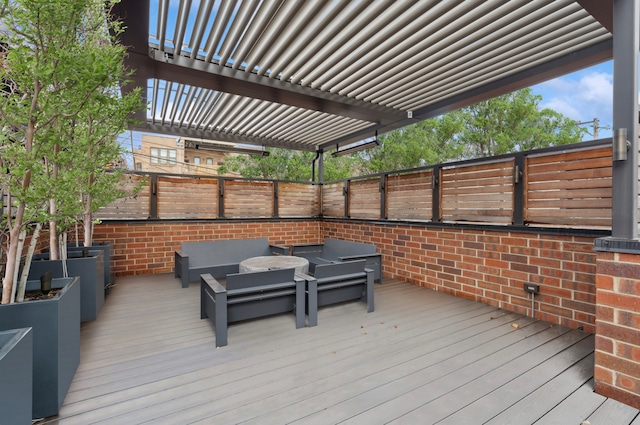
[273,181,279,218]
[218,177,225,218]
[344,180,350,218]
[149,174,158,219]
[380,174,387,219]
[431,166,441,223]
[513,152,525,226]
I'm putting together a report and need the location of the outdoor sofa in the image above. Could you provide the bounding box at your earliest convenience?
[292,238,382,283]
[200,268,305,347]
[303,259,374,327]
[174,238,288,288]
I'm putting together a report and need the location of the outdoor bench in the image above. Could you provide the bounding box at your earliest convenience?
[292,238,382,283]
[174,238,288,288]
[302,259,374,327]
[200,268,305,347]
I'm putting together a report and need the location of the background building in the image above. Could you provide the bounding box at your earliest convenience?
[132,134,239,176]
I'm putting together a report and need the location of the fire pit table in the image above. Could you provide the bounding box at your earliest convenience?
[239,255,310,275]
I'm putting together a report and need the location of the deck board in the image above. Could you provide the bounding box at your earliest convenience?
[38,273,639,425]
[585,399,640,425]
[485,354,595,424]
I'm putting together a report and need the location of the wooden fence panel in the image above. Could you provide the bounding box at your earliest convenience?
[349,178,381,219]
[279,183,320,217]
[157,177,218,219]
[85,142,623,230]
[525,146,612,227]
[387,171,433,221]
[223,180,274,218]
[322,182,345,217]
[96,175,150,220]
[441,160,514,224]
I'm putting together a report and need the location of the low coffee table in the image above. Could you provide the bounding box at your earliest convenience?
[239,256,309,274]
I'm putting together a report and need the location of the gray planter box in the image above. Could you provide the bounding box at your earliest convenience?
[67,241,114,292]
[0,277,80,419]
[29,250,104,322]
[0,328,33,425]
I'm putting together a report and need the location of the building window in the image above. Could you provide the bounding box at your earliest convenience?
[206,158,213,165]
[135,162,142,171]
[151,148,176,165]
[193,156,201,165]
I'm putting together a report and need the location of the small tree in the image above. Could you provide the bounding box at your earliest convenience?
[65,90,142,247]
[360,112,464,175]
[0,0,141,303]
[52,0,142,248]
[458,88,586,158]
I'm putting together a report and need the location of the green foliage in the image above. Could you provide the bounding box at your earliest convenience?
[458,88,585,158]
[360,112,465,175]
[219,149,316,181]
[218,148,359,181]
[363,88,586,173]
[1,0,142,301]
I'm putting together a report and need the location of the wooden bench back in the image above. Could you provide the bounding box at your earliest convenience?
[322,238,376,259]
[226,268,296,291]
[182,238,271,266]
[313,259,366,280]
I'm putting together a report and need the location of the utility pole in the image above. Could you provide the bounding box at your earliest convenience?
[577,118,610,140]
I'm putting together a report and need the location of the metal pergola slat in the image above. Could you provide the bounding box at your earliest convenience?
[117,0,615,152]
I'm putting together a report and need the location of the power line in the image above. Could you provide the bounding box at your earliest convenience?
[577,118,610,140]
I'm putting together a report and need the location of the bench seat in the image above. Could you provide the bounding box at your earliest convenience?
[292,238,382,283]
[175,238,288,288]
[200,268,305,347]
[301,259,374,327]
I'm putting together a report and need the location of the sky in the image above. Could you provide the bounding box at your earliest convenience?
[531,61,615,140]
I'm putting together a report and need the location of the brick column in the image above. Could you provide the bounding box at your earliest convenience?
[594,251,640,409]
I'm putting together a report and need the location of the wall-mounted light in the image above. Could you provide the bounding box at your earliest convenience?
[613,128,630,161]
[193,143,269,156]
[182,137,270,156]
[332,131,380,157]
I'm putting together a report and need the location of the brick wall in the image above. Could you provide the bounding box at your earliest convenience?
[93,219,598,332]
[322,220,598,333]
[594,251,640,409]
[92,220,319,276]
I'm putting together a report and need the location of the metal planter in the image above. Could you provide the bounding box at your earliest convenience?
[0,327,33,425]
[66,241,114,293]
[29,250,105,322]
[0,276,80,419]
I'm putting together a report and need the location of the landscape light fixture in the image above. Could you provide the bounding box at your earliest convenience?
[332,131,380,157]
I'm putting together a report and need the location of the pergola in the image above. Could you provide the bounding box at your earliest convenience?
[104,0,640,410]
[115,0,638,241]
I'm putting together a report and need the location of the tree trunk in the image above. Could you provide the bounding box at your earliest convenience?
[49,217,59,260]
[83,211,93,247]
[48,146,60,260]
[17,223,42,302]
[1,204,25,304]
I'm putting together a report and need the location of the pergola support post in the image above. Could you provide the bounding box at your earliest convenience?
[593,0,640,411]
[318,151,324,183]
[611,0,639,240]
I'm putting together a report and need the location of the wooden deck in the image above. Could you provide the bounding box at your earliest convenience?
[40,274,639,425]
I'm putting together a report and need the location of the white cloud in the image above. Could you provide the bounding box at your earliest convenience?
[536,71,613,125]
